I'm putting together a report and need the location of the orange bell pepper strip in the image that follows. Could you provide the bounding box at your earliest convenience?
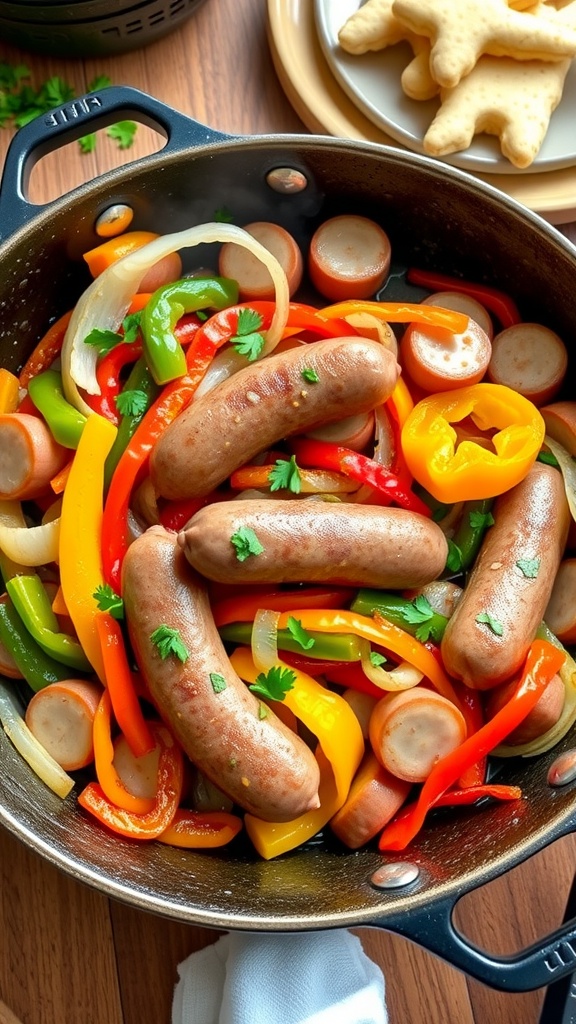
[83,231,158,278]
[95,611,155,758]
[230,646,364,859]
[78,722,184,839]
[157,808,243,848]
[378,638,565,851]
[318,300,469,334]
[401,383,546,504]
[93,688,155,815]
[0,369,19,414]
[19,310,73,388]
[59,413,117,683]
[212,587,354,628]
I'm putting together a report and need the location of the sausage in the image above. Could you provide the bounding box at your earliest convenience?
[440,462,570,690]
[307,215,391,301]
[24,679,103,771]
[122,526,321,822]
[368,689,467,783]
[218,221,303,300]
[487,324,568,406]
[177,499,449,588]
[485,672,565,746]
[329,751,411,849]
[0,413,68,500]
[400,316,492,392]
[150,336,400,500]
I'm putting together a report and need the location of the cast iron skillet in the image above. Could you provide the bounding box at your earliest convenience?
[2,85,576,996]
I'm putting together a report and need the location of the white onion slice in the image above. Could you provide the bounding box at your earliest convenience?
[0,500,59,566]
[61,223,290,415]
[0,682,74,799]
[194,347,250,399]
[544,436,576,522]
[251,608,281,672]
[359,639,423,691]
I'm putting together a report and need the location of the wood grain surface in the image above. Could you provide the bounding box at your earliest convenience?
[1,2,576,1022]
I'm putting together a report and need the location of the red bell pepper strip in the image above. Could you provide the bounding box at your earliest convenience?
[432,784,522,806]
[289,438,432,516]
[157,808,243,848]
[406,268,521,329]
[158,495,211,533]
[19,310,73,387]
[78,722,184,839]
[212,587,354,627]
[282,655,385,699]
[84,339,143,424]
[378,638,565,851]
[457,688,486,788]
[95,611,155,758]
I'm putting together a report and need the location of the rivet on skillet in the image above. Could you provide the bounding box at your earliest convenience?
[266,168,308,194]
[547,749,576,787]
[95,204,135,238]
[369,861,420,890]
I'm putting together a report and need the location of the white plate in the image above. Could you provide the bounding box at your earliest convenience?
[313,0,576,175]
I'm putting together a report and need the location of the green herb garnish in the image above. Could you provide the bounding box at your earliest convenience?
[230,526,265,561]
[115,389,149,418]
[469,509,495,530]
[516,558,541,579]
[106,120,138,150]
[93,583,124,620]
[445,538,463,574]
[268,455,301,494]
[230,308,265,361]
[150,625,190,662]
[249,665,296,702]
[210,672,227,694]
[83,327,123,354]
[369,651,386,667]
[475,612,504,636]
[301,367,319,384]
[286,616,315,650]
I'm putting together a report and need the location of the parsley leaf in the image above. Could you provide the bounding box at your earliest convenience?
[286,616,315,650]
[249,665,296,701]
[87,74,112,92]
[115,389,149,418]
[122,311,142,344]
[445,538,463,573]
[268,455,301,494]
[516,557,540,579]
[475,612,504,637]
[150,625,190,662]
[210,672,227,694]
[258,702,269,719]
[398,595,441,643]
[369,651,386,667]
[83,327,123,353]
[106,120,138,150]
[469,509,495,530]
[93,583,124,620]
[79,133,97,154]
[214,206,234,223]
[538,450,559,467]
[301,367,319,384]
[230,526,264,561]
[230,308,265,362]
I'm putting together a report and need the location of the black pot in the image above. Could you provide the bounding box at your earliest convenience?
[1,85,576,996]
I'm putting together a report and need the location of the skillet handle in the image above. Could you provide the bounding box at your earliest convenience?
[0,84,232,241]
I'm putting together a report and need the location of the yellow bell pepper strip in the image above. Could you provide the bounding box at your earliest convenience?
[230,646,364,859]
[276,608,465,713]
[401,383,546,504]
[0,369,19,414]
[59,413,117,683]
[95,611,155,758]
[78,722,184,839]
[387,377,414,428]
[318,300,469,334]
[6,574,92,672]
[92,688,156,815]
[157,808,243,848]
[378,638,565,851]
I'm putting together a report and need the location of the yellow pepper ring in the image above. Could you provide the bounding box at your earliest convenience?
[401,383,545,505]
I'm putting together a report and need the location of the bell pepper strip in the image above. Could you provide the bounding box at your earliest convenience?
[83,339,144,424]
[92,688,155,814]
[6,574,92,672]
[0,369,19,414]
[387,377,414,429]
[318,299,469,334]
[59,413,117,683]
[50,461,73,495]
[83,231,159,278]
[456,687,486,788]
[276,608,465,713]
[78,722,184,839]
[282,655,385,699]
[0,594,72,691]
[139,277,239,385]
[289,438,432,516]
[448,497,494,573]
[401,383,546,505]
[230,646,364,859]
[103,358,160,492]
[18,310,73,388]
[350,590,449,644]
[157,808,243,848]
[212,588,354,628]
[28,369,88,448]
[219,622,364,662]
[433,784,522,806]
[95,611,155,758]
[229,463,359,495]
[406,268,521,329]
[158,495,210,533]
[378,638,565,851]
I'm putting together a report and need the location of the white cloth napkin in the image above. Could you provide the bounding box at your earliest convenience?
[172,928,388,1024]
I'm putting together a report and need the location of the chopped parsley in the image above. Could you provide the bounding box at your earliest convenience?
[150,625,190,662]
[516,557,540,579]
[469,509,495,531]
[286,616,315,650]
[122,311,142,344]
[369,651,386,667]
[230,526,264,561]
[268,455,301,494]
[537,450,559,467]
[258,702,269,720]
[475,612,504,637]
[399,595,443,643]
[301,367,319,384]
[106,120,138,150]
[229,308,265,361]
[249,665,296,702]
[83,327,123,354]
[210,672,227,694]
[93,583,124,620]
[214,206,234,223]
[115,389,149,418]
[445,538,463,574]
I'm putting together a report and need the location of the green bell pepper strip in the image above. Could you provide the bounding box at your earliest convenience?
[6,574,92,672]
[104,357,160,492]
[350,589,449,643]
[28,369,87,448]
[0,595,75,691]
[450,498,494,572]
[218,623,364,661]
[139,277,239,385]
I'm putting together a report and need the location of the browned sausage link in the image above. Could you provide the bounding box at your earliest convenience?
[150,337,400,500]
[177,499,449,588]
[440,463,570,690]
[122,526,321,822]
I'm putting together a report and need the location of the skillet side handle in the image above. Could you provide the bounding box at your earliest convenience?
[371,895,576,993]
[0,84,233,241]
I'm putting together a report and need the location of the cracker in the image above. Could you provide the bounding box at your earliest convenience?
[392,0,576,87]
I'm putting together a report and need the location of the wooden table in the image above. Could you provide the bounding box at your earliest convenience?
[1,3,576,1023]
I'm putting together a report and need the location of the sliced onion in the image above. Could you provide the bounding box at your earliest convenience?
[194,347,250,399]
[251,608,281,672]
[61,222,290,415]
[0,682,74,799]
[0,499,59,566]
[359,639,423,691]
[544,435,576,522]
